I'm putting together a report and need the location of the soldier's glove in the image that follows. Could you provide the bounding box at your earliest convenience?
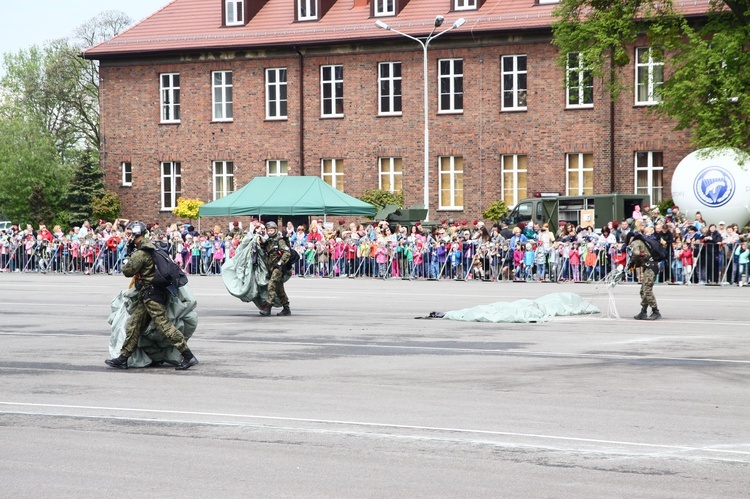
[122,258,129,266]
[276,262,282,268]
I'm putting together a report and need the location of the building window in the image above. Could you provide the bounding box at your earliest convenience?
[121,162,132,187]
[538,0,559,4]
[635,47,664,105]
[266,68,288,120]
[212,71,233,121]
[212,161,235,200]
[501,155,528,207]
[454,0,477,10]
[322,158,344,190]
[378,62,402,116]
[635,151,663,204]
[379,157,403,193]
[225,0,243,25]
[439,156,464,210]
[438,59,463,113]
[161,161,182,210]
[566,53,593,108]
[321,65,344,117]
[160,73,180,123]
[501,55,527,111]
[566,153,594,196]
[374,0,395,16]
[267,159,289,176]
[298,0,317,21]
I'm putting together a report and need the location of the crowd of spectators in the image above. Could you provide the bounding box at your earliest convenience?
[1,205,749,286]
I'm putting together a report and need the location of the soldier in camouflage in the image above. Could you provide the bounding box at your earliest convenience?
[105,221,198,370]
[259,221,292,316]
[626,228,661,321]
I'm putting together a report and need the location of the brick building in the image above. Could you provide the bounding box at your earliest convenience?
[84,0,709,225]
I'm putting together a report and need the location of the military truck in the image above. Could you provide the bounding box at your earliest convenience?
[502,194,650,230]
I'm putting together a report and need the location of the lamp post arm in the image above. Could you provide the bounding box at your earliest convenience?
[382,26,426,49]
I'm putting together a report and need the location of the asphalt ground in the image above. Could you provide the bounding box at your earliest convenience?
[0,273,748,498]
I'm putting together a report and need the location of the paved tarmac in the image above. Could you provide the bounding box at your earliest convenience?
[0,272,748,498]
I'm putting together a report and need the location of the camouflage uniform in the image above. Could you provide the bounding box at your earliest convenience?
[640,266,658,309]
[627,236,660,319]
[261,233,291,307]
[120,239,188,356]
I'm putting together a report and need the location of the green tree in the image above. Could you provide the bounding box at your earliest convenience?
[91,190,122,222]
[1,11,132,153]
[0,112,72,225]
[359,189,405,210]
[482,200,509,222]
[551,0,750,155]
[66,149,105,226]
[173,197,205,222]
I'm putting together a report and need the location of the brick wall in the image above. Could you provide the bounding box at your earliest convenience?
[99,34,694,227]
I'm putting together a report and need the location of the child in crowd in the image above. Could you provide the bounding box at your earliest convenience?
[584,242,598,281]
[569,243,581,282]
[449,240,463,279]
[671,242,684,284]
[547,242,560,282]
[523,242,535,281]
[534,242,548,281]
[679,241,694,284]
[735,242,749,286]
[304,242,316,276]
[513,243,525,280]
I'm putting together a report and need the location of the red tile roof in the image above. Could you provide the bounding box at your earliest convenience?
[84,0,713,58]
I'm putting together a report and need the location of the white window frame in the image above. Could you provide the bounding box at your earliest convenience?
[378,62,402,116]
[160,73,180,123]
[212,70,233,122]
[212,161,235,200]
[438,58,463,114]
[537,0,560,4]
[322,158,344,190]
[121,161,132,187]
[321,65,344,118]
[439,156,464,210]
[501,155,528,207]
[160,161,182,210]
[566,53,594,108]
[298,0,317,21]
[501,55,527,111]
[378,157,403,193]
[454,0,477,11]
[265,68,288,120]
[635,151,664,204]
[225,0,244,26]
[266,159,289,177]
[565,153,594,196]
[635,47,664,106]
[374,0,395,16]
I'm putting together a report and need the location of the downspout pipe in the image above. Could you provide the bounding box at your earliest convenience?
[295,46,305,176]
[609,50,616,193]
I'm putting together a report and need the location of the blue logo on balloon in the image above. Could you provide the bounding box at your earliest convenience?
[694,166,735,207]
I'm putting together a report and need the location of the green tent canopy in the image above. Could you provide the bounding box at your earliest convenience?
[198,176,377,217]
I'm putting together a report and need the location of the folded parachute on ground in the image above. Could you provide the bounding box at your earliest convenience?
[108,285,198,367]
[441,292,599,323]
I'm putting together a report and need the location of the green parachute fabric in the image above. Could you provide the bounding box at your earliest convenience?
[442,292,599,323]
[108,285,198,367]
[221,233,290,309]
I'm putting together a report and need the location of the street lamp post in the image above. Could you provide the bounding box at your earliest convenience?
[376,16,465,222]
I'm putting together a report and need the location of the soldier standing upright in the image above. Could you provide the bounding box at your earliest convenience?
[625,222,662,321]
[105,221,198,370]
[259,221,292,316]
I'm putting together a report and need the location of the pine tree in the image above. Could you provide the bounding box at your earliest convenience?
[66,149,104,227]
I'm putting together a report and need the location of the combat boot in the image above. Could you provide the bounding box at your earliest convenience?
[646,308,661,320]
[633,307,649,320]
[176,348,198,370]
[276,306,291,316]
[259,304,272,316]
[105,355,129,369]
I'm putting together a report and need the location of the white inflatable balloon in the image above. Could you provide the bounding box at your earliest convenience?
[671,148,750,227]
